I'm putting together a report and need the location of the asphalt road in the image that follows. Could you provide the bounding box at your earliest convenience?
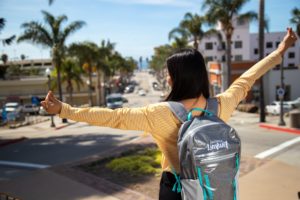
[0,71,299,181]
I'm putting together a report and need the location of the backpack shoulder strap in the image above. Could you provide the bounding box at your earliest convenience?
[206,98,219,116]
[167,101,188,123]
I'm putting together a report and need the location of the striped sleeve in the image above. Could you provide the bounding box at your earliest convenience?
[217,50,282,122]
[58,103,169,134]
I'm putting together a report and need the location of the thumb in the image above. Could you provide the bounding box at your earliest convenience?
[48,91,59,103]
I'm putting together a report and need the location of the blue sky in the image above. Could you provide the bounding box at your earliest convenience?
[0,0,299,61]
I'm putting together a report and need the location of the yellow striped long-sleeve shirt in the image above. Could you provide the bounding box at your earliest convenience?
[59,50,282,172]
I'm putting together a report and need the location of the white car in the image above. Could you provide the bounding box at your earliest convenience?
[106,93,124,109]
[138,89,146,96]
[23,104,39,114]
[287,97,300,109]
[265,101,293,115]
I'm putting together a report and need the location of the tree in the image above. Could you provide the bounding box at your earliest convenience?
[52,59,84,105]
[202,0,257,88]
[48,0,54,5]
[149,44,174,90]
[169,13,206,49]
[95,40,117,105]
[290,7,300,37]
[1,54,8,64]
[68,41,98,106]
[18,10,85,112]
[0,18,16,46]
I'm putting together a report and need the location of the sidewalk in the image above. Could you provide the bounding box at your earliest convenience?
[240,160,300,200]
[0,169,120,200]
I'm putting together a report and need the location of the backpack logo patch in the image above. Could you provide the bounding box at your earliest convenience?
[207,140,229,151]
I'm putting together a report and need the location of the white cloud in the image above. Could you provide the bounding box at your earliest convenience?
[97,0,198,7]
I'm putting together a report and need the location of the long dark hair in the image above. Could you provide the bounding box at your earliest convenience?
[165,48,210,101]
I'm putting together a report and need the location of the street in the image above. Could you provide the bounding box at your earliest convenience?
[0,71,300,199]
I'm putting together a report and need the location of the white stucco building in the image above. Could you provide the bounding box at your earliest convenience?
[198,18,300,104]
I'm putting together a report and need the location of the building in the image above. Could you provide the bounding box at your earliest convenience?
[0,59,104,107]
[199,17,251,63]
[200,18,300,104]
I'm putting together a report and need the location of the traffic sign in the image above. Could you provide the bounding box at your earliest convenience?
[277,88,285,98]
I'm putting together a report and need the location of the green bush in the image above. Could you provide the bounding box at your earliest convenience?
[106,148,162,176]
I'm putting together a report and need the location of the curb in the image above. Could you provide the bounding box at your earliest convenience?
[0,137,27,148]
[55,122,77,130]
[259,123,300,135]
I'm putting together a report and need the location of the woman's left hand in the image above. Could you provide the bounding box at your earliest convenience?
[277,27,298,56]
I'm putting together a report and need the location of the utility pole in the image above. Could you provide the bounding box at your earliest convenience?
[278,58,286,126]
[259,0,266,122]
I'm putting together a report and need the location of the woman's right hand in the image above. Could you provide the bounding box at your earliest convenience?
[277,27,298,56]
[41,91,62,115]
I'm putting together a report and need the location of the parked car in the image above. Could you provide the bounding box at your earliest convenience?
[4,102,25,123]
[106,93,124,109]
[287,97,300,109]
[124,85,135,93]
[39,106,50,116]
[138,89,146,96]
[23,104,39,114]
[266,101,293,115]
[152,82,161,91]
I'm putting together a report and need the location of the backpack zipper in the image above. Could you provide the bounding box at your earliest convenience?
[180,122,222,143]
[195,153,237,164]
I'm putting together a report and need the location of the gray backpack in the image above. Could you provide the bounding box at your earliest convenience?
[168,98,241,200]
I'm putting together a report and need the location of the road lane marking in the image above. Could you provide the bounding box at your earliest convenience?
[0,160,50,169]
[255,137,300,159]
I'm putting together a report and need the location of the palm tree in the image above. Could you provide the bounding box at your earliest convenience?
[1,54,8,64]
[48,0,54,5]
[169,13,206,49]
[18,10,85,111]
[202,0,257,88]
[95,40,116,106]
[52,59,84,105]
[68,41,98,106]
[290,7,300,37]
[0,18,16,45]
[0,54,9,79]
[169,29,189,50]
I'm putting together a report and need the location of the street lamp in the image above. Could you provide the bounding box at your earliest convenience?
[45,67,56,128]
[86,79,93,106]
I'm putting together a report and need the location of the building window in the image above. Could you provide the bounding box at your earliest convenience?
[234,41,243,48]
[266,42,273,48]
[237,19,245,26]
[235,55,243,61]
[254,48,258,54]
[276,41,280,47]
[205,56,213,62]
[288,63,295,67]
[205,42,213,50]
[221,55,226,62]
[288,52,295,58]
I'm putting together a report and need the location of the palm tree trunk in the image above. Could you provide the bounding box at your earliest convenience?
[88,66,93,106]
[97,70,102,106]
[193,37,198,49]
[67,81,73,106]
[53,47,67,123]
[259,0,266,122]
[225,34,232,89]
